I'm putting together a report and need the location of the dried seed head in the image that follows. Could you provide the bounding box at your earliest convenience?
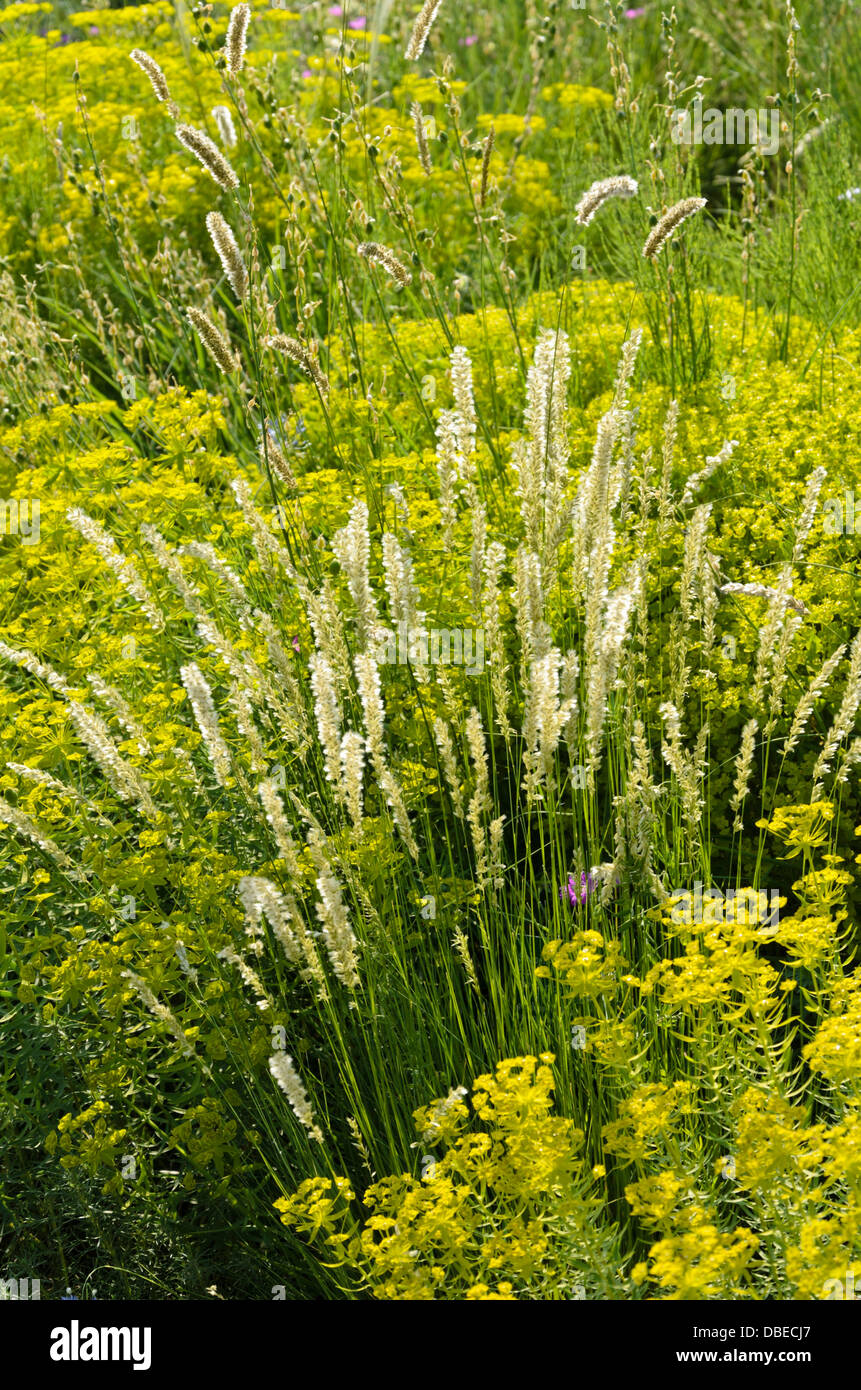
[411,102,432,175]
[211,104,238,149]
[268,1052,324,1142]
[642,196,707,259]
[0,796,77,873]
[67,508,164,632]
[0,640,70,694]
[180,662,233,787]
[681,439,739,505]
[479,125,495,207]
[176,123,239,190]
[719,581,809,616]
[405,0,443,60]
[225,3,251,79]
[264,333,329,396]
[129,49,171,104]
[356,241,412,286]
[261,435,297,489]
[186,306,239,374]
[784,640,846,757]
[574,174,638,226]
[205,210,247,299]
[729,717,759,828]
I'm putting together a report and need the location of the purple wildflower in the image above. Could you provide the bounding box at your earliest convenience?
[347,15,366,29]
[560,872,596,908]
[459,35,478,46]
[624,7,646,17]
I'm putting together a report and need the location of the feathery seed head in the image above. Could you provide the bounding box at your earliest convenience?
[449,344,477,453]
[129,49,171,104]
[405,0,443,60]
[211,105,238,149]
[793,464,827,562]
[340,731,365,829]
[176,123,239,189]
[410,102,433,175]
[730,718,759,829]
[0,797,78,874]
[357,241,413,287]
[720,581,809,616]
[180,662,233,786]
[269,1052,324,1142]
[575,174,639,226]
[205,210,247,299]
[643,196,707,259]
[0,640,70,694]
[353,650,386,766]
[682,439,739,505]
[264,334,330,395]
[225,3,251,78]
[333,503,379,650]
[186,306,239,374]
[67,508,164,632]
[309,653,343,792]
[306,830,361,989]
[67,701,158,819]
[257,781,302,877]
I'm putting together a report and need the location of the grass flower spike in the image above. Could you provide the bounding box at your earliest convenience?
[264,334,330,395]
[356,241,413,286]
[129,48,177,115]
[269,1053,324,1143]
[211,104,238,148]
[176,123,240,189]
[643,196,707,258]
[205,211,247,299]
[186,306,239,373]
[575,174,639,225]
[224,3,251,78]
[405,0,443,60]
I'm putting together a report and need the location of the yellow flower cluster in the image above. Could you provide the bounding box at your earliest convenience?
[537,930,628,999]
[276,1056,594,1300]
[46,1101,129,1195]
[644,1217,760,1300]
